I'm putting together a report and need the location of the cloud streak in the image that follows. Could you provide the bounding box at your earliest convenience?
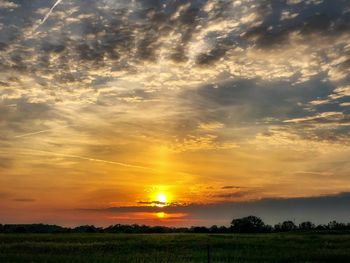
[14,125,71,138]
[14,148,155,171]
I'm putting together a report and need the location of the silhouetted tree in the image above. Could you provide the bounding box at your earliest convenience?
[218,226,229,233]
[3,217,350,234]
[299,221,315,231]
[74,225,100,233]
[264,224,273,233]
[190,226,209,233]
[14,226,27,233]
[231,216,266,233]
[315,224,328,231]
[328,221,347,230]
[275,221,297,232]
[0,224,66,233]
[209,225,219,233]
[175,227,190,233]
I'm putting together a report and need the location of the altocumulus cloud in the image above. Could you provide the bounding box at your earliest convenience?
[0,0,349,100]
[0,0,349,165]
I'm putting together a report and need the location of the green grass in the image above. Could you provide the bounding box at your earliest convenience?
[1,232,350,262]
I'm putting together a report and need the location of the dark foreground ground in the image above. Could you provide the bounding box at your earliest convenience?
[1,232,350,262]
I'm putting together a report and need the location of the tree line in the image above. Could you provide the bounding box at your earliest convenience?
[1,216,350,234]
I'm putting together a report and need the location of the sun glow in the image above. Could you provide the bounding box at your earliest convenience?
[157,193,167,204]
[149,187,173,207]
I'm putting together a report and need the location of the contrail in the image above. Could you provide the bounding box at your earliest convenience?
[0,148,194,176]
[34,0,63,31]
[14,149,155,171]
[5,148,197,177]
[14,125,71,138]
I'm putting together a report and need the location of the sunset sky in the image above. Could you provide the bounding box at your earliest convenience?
[0,0,350,227]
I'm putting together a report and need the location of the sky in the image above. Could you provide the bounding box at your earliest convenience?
[0,0,350,227]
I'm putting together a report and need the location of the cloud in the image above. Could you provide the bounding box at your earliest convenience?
[293,171,334,177]
[12,198,36,202]
[14,125,71,138]
[307,85,350,107]
[9,149,156,171]
[0,157,12,169]
[221,186,244,189]
[1,0,350,225]
[137,200,181,206]
[0,0,348,107]
[284,112,350,125]
[330,86,350,99]
[213,190,255,199]
[0,191,11,198]
[0,1,18,9]
[97,192,350,225]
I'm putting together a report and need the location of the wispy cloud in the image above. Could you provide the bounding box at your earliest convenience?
[12,198,36,202]
[15,149,155,171]
[14,125,71,138]
[221,186,244,190]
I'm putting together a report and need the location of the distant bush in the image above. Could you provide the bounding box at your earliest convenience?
[299,221,315,231]
[73,225,103,233]
[0,224,67,233]
[1,218,350,234]
[327,220,350,230]
[231,216,270,233]
[274,221,297,232]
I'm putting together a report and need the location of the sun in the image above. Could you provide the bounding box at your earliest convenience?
[149,188,172,207]
[156,212,166,219]
[157,193,167,204]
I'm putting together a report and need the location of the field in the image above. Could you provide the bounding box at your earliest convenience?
[1,232,350,262]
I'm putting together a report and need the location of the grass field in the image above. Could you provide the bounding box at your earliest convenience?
[1,232,350,262]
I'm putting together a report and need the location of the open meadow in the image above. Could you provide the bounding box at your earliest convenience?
[1,232,350,263]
